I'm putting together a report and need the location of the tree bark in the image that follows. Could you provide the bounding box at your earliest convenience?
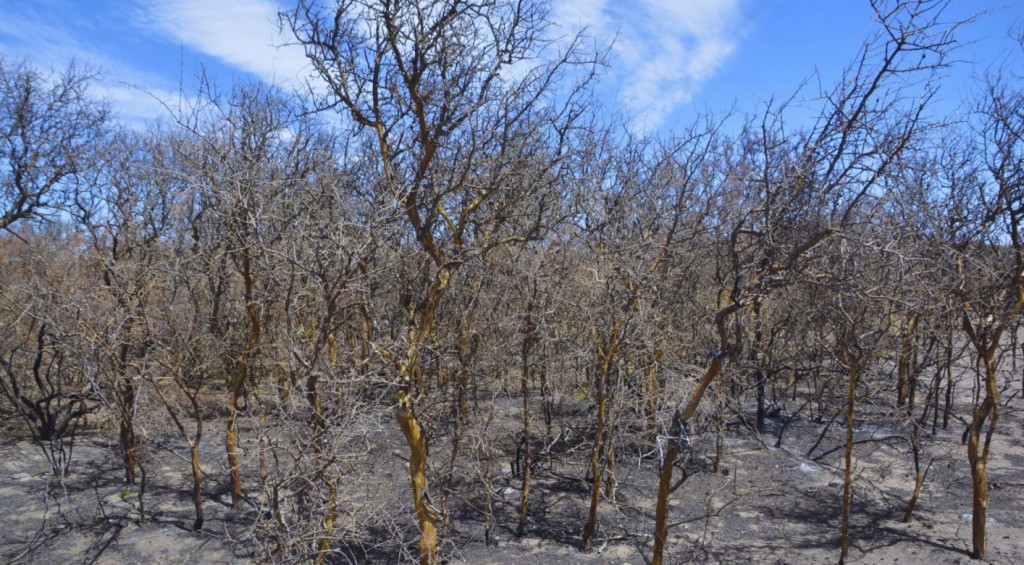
[188,392,204,532]
[752,298,767,432]
[396,267,451,565]
[652,412,685,565]
[397,392,438,565]
[896,314,918,407]
[651,354,724,565]
[517,299,534,536]
[840,357,858,565]
[226,368,246,509]
[227,250,262,509]
[118,374,138,485]
[580,362,608,553]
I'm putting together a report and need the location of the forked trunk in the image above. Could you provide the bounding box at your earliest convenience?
[394,266,451,565]
[651,354,724,565]
[960,290,1018,560]
[152,377,205,532]
[227,252,262,509]
[903,431,925,523]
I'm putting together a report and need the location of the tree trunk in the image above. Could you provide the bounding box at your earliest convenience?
[226,375,245,508]
[395,267,451,565]
[960,282,1019,560]
[906,364,941,523]
[943,310,955,430]
[152,378,205,532]
[966,397,993,560]
[227,251,262,509]
[651,354,724,565]
[118,375,138,485]
[840,358,858,565]
[189,441,204,531]
[903,419,924,524]
[713,383,724,474]
[896,315,918,407]
[517,302,534,536]
[582,317,627,552]
[188,392,205,532]
[966,375,998,560]
[652,412,685,565]
[137,449,147,526]
[581,363,608,553]
[752,298,766,432]
[307,369,337,564]
[397,388,438,565]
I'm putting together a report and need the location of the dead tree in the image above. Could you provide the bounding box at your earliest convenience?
[651,1,959,562]
[286,1,599,561]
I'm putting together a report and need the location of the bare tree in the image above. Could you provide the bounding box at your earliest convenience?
[0,234,99,479]
[0,58,108,232]
[651,1,959,562]
[285,1,598,561]
[949,58,1024,559]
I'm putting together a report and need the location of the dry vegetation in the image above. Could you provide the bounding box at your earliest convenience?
[2,1,1024,563]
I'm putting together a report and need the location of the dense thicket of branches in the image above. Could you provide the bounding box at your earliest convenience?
[1,1,1022,563]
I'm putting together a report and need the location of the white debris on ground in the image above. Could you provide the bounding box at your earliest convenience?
[799,461,821,475]
[960,513,996,525]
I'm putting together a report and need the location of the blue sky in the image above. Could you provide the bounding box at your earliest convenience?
[0,0,1020,132]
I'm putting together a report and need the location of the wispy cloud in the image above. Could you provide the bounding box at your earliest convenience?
[550,0,609,33]
[551,0,742,131]
[0,0,311,125]
[0,0,742,130]
[0,5,111,72]
[137,0,310,89]
[92,83,188,126]
[0,2,180,126]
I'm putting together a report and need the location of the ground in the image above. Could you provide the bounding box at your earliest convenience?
[1,390,1022,564]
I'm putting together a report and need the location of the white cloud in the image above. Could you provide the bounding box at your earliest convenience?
[551,0,741,132]
[138,0,311,89]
